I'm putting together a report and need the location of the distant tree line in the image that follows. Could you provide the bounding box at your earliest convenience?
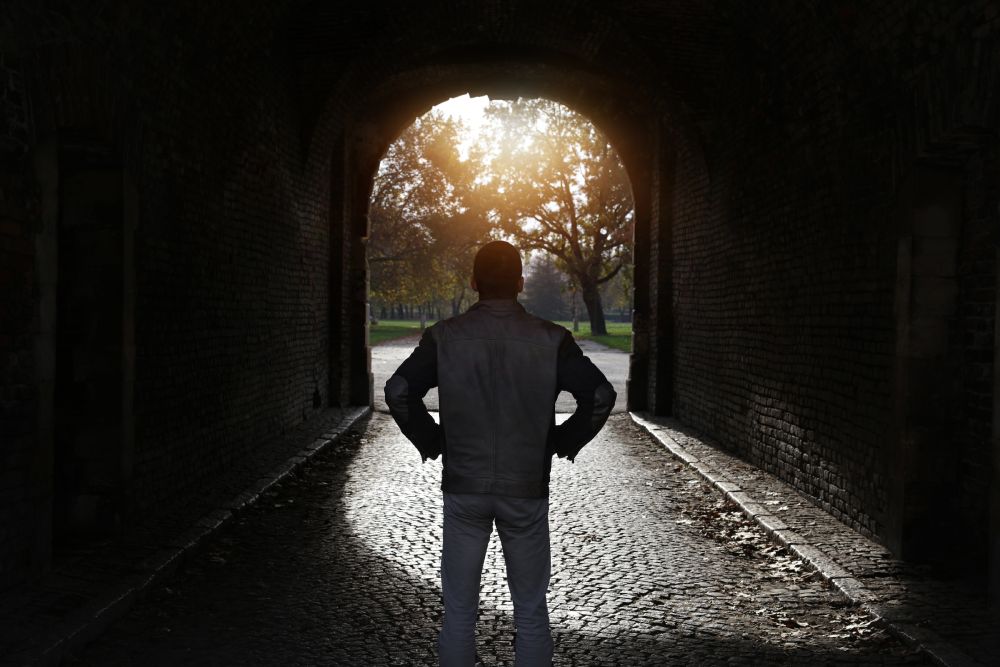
[519,253,631,327]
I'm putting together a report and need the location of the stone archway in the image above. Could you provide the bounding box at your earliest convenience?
[325,59,682,417]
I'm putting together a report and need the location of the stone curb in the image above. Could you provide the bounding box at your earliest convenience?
[16,406,371,667]
[629,412,984,667]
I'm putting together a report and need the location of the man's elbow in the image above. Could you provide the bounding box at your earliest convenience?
[591,382,616,425]
[385,375,410,422]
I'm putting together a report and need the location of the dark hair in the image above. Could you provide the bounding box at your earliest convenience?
[473,241,522,298]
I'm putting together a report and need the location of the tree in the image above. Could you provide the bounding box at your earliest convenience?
[423,210,492,316]
[367,111,490,317]
[473,98,633,335]
[521,253,570,321]
[600,258,634,322]
[368,98,634,332]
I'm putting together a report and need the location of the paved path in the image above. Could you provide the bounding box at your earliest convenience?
[72,414,925,666]
[372,334,629,414]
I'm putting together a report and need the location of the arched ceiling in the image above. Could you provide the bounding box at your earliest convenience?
[284,0,737,170]
[8,1,957,165]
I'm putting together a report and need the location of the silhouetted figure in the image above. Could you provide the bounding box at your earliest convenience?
[385,241,616,666]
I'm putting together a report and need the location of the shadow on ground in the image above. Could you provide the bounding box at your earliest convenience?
[70,419,928,666]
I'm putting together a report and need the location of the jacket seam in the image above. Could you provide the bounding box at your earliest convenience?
[489,340,497,478]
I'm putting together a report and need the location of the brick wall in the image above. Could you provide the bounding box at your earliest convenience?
[908,1,1000,571]
[112,7,332,518]
[0,52,38,588]
[955,147,997,566]
[670,1,997,552]
[671,127,897,539]
[7,2,337,562]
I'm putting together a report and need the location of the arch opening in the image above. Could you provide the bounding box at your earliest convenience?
[356,92,642,414]
[326,60,676,424]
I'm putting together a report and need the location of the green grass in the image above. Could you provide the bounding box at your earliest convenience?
[554,320,633,353]
[369,319,436,345]
[370,318,632,352]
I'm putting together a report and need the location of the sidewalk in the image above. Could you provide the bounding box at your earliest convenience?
[0,406,370,666]
[631,413,999,667]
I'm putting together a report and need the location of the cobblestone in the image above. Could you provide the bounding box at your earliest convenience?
[633,414,1000,666]
[69,414,927,666]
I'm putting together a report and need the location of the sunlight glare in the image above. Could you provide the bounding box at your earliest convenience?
[431,94,491,159]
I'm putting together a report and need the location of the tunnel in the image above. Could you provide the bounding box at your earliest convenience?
[0,1,997,663]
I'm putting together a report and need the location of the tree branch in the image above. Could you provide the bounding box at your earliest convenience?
[596,259,625,284]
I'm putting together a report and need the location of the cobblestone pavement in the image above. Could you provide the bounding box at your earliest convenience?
[634,415,1000,666]
[71,414,926,666]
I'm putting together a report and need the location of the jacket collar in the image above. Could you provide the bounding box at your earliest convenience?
[469,299,525,315]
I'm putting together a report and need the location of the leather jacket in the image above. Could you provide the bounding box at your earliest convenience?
[385,299,616,498]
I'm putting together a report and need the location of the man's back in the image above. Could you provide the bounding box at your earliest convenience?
[435,299,566,497]
[385,299,616,497]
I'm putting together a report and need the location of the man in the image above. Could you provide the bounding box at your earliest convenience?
[384,241,616,666]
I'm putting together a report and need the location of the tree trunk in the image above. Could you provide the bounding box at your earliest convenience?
[580,279,607,335]
[571,284,579,332]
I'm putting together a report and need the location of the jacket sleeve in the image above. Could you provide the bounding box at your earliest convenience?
[551,331,617,462]
[384,328,443,462]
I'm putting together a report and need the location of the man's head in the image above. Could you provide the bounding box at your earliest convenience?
[472,241,524,300]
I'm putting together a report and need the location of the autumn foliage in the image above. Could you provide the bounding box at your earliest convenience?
[367,97,634,334]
